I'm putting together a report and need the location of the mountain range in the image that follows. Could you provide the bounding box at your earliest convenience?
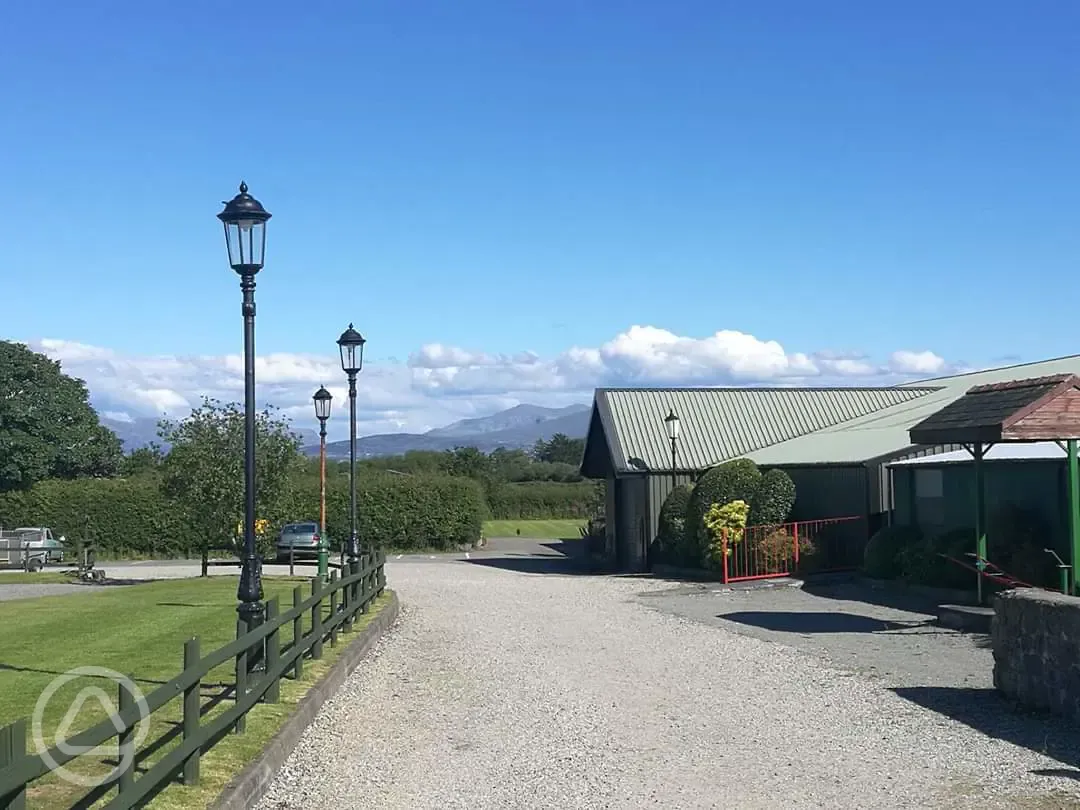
[97,403,591,459]
[315,403,591,459]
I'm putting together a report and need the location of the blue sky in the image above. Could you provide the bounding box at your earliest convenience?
[2,0,1079,435]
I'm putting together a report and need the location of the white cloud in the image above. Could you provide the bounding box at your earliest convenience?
[26,326,961,440]
[888,349,948,376]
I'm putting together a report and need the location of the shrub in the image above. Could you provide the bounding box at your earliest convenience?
[484,481,596,520]
[748,468,796,527]
[862,524,922,580]
[654,484,693,565]
[750,527,820,575]
[901,528,977,589]
[684,459,762,566]
[702,499,750,568]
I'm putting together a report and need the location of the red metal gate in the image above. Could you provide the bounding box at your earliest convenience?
[719,516,866,583]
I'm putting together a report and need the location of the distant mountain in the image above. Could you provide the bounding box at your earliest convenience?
[99,416,164,452]
[311,402,591,459]
[98,414,319,454]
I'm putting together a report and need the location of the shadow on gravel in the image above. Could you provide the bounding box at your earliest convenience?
[893,686,1080,770]
[466,556,604,576]
[718,610,937,634]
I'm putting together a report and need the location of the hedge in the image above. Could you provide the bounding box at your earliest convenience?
[0,477,196,558]
[683,459,762,566]
[484,481,596,520]
[0,471,486,558]
[862,524,922,580]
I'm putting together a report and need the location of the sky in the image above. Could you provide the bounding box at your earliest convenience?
[2,0,1078,440]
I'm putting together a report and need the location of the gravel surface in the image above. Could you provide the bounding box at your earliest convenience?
[0,583,90,601]
[255,559,1080,810]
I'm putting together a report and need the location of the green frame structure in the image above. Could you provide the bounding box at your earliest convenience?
[909,374,1080,604]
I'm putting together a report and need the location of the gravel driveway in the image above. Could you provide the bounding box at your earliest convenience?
[255,555,1080,810]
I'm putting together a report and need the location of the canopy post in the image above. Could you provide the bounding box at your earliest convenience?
[973,442,987,605]
[1069,439,1080,596]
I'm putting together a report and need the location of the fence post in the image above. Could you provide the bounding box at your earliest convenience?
[182,637,201,786]
[310,577,324,660]
[329,571,339,647]
[358,554,369,614]
[117,679,136,796]
[721,529,730,585]
[289,546,295,577]
[265,598,281,704]
[0,720,27,810]
[234,619,248,734]
[292,586,305,680]
[793,522,800,568]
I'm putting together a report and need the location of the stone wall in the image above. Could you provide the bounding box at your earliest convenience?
[992,588,1080,721]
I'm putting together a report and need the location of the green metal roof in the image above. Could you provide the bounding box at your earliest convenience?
[590,386,939,475]
[747,355,1080,466]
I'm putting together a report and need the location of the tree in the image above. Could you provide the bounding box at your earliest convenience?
[533,434,586,466]
[120,445,165,478]
[0,340,122,492]
[160,399,303,560]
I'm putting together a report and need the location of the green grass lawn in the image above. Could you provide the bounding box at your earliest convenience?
[0,575,391,809]
[482,519,586,539]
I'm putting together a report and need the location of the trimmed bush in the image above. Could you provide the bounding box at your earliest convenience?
[684,459,762,566]
[654,484,693,565]
[862,524,922,580]
[485,481,596,520]
[290,472,485,551]
[751,527,820,575]
[748,468,796,527]
[0,477,195,558]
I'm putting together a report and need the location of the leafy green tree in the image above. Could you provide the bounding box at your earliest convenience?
[120,445,165,478]
[533,433,586,466]
[0,340,122,492]
[159,399,303,561]
[442,446,491,480]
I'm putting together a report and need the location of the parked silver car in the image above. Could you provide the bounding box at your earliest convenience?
[275,522,325,561]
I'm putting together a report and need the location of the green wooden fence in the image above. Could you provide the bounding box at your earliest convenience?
[0,550,386,809]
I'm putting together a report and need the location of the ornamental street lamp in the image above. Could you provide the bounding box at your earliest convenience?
[664,408,681,489]
[218,181,271,638]
[313,386,333,581]
[337,324,366,570]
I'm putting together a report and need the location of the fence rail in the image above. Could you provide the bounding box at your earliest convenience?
[720,516,866,583]
[0,550,387,809]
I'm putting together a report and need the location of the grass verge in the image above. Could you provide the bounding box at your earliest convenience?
[0,576,391,809]
[482,519,586,539]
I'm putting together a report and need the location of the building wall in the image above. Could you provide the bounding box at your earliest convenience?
[892,460,1069,555]
[613,475,650,572]
[868,443,966,514]
[774,465,868,522]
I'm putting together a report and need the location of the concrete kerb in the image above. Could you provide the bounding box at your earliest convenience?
[210,590,401,810]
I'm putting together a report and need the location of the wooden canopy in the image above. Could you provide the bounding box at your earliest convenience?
[909,374,1080,446]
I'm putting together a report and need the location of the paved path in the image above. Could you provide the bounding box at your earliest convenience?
[254,548,1080,810]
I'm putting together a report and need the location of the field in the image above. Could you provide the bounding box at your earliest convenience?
[482,519,586,539]
[0,576,391,809]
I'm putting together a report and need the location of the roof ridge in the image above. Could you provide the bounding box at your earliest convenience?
[902,354,1080,385]
[595,385,943,393]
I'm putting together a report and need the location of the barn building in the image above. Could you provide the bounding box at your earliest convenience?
[580,355,1080,573]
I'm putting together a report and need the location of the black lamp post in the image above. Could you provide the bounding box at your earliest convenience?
[664,408,680,489]
[218,182,271,636]
[313,386,333,581]
[337,324,366,567]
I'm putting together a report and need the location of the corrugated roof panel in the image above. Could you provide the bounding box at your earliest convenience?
[748,356,1080,465]
[600,387,937,473]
